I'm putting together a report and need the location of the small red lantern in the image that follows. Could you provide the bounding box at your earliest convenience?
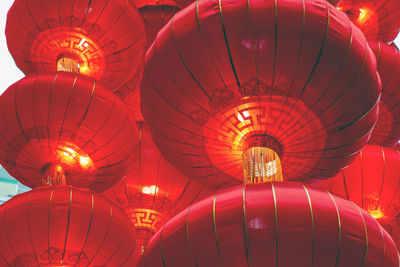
[318,145,400,249]
[141,0,380,189]
[0,72,138,192]
[140,183,400,266]
[104,122,213,263]
[0,186,137,266]
[367,41,400,147]
[6,0,146,89]
[337,0,400,42]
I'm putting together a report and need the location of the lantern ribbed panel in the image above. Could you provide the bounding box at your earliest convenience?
[368,41,400,147]
[318,145,400,250]
[0,186,136,267]
[0,72,138,192]
[6,0,146,90]
[337,0,400,42]
[141,0,380,189]
[139,182,400,266]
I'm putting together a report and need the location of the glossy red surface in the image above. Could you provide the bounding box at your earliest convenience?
[0,186,137,266]
[0,72,138,192]
[337,0,400,42]
[368,41,400,147]
[327,0,340,6]
[6,0,146,90]
[116,5,179,121]
[141,0,381,189]
[104,122,213,263]
[139,182,400,266]
[318,145,400,250]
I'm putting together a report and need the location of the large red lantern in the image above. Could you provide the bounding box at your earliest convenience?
[139,183,400,266]
[0,186,137,266]
[318,145,400,249]
[115,5,179,121]
[337,0,400,42]
[367,41,400,147]
[6,0,146,90]
[104,122,213,263]
[0,72,138,192]
[141,0,380,189]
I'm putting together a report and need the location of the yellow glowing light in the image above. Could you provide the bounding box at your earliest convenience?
[79,156,90,167]
[359,8,367,21]
[57,145,94,169]
[79,65,90,74]
[237,111,250,122]
[142,185,159,195]
[369,209,384,219]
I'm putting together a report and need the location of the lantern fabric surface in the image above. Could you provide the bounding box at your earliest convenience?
[115,5,179,121]
[318,145,400,249]
[337,0,400,42]
[141,0,381,189]
[139,182,400,267]
[0,186,137,266]
[104,122,213,262]
[6,0,146,90]
[0,72,139,192]
[367,41,400,147]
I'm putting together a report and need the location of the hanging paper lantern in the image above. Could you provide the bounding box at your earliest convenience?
[104,122,213,263]
[6,0,146,90]
[0,72,138,192]
[318,145,400,249]
[337,0,400,42]
[115,5,179,121]
[367,41,400,147]
[139,182,400,266]
[141,0,381,189]
[0,186,137,266]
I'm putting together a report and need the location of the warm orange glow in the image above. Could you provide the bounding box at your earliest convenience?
[57,57,80,73]
[358,8,367,21]
[128,208,165,233]
[368,208,384,219]
[57,145,94,169]
[79,65,90,74]
[142,185,159,195]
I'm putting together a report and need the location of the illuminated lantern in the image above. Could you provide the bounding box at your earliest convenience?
[337,0,400,42]
[6,0,146,89]
[139,183,400,266]
[116,5,179,121]
[141,0,381,189]
[318,145,400,249]
[104,122,213,263]
[0,186,136,266]
[0,72,138,192]
[368,41,400,147]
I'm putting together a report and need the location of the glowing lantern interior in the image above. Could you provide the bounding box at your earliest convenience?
[57,57,80,73]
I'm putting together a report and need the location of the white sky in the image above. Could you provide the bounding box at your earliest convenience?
[0,0,399,96]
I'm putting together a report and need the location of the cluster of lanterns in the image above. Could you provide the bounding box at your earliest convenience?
[0,0,399,266]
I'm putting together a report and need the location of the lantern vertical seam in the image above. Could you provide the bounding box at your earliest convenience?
[327,192,341,267]
[355,205,368,267]
[375,215,386,266]
[303,185,315,267]
[213,194,224,267]
[47,73,60,156]
[375,146,386,213]
[185,205,198,267]
[74,80,96,133]
[271,182,279,267]
[87,204,113,265]
[218,0,240,88]
[13,79,31,152]
[242,185,253,267]
[31,75,44,152]
[27,192,40,265]
[3,195,23,266]
[361,149,364,209]
[160,224,167,267]
[61,187,73,262]
[75,192,95,265]
[48,188,54,264]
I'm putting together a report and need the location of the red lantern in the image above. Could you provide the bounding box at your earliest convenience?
[6,0,146,90]
[139,183,400,266]
[141,0,380,189]
[367,41,400,147]
[0,72,138,192]
[115,5,179,121]
[104,122,213,263]
[0,186,137,266]
[318,145,400,249]
[337,0,400,42]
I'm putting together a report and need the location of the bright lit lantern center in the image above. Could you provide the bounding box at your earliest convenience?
[57,57,80,73]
